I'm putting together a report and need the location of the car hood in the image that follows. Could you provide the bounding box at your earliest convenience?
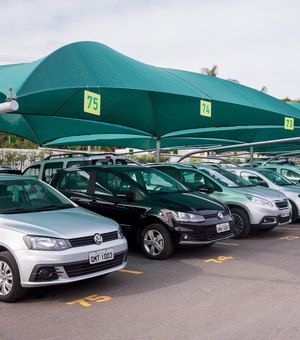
[0,207,119,239]
[151,191,227,212]
[230,186,287,200]
[278,185,300,194]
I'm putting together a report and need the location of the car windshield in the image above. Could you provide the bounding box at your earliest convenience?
[121,168,188,194]
[202,168,253,188]
[256,169,294,186]
[0,178,74,214]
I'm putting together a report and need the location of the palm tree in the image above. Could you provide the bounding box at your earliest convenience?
[201,65,218,77]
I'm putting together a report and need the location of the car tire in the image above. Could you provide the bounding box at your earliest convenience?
[140,223,174,260]
[0,251,27,303]
[231,208,251,239]
[289,201,298,223]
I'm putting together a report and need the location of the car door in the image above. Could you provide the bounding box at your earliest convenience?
[55,169,95,210]
[90,169,147,234]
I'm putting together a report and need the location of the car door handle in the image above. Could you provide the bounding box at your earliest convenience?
[89,200,97,206]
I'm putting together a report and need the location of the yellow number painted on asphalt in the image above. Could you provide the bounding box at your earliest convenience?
[66,294,111,307]
[200,100,212,117]
[204,256,234,264]
[284,117,294,130]
[280,235,299,240]
[84,90,101,115]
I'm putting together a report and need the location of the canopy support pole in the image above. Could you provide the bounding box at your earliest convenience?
[250,146,254,167]
[156,138,161,163]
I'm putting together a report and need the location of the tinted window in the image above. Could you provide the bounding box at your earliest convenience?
[43,162,64,183]
[240,171,268,187]
[0,179,73,213]
[58,171,90,193]
[23,165,40,179]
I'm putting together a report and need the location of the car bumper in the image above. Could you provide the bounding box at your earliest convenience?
[172,217,234,246]
[15,240,128,287]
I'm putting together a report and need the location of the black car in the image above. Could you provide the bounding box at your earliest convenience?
[51,166,234,259]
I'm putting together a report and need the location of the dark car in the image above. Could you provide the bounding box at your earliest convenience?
[51,165,234,260]
[0,166,22,175]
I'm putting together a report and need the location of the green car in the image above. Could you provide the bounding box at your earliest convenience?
[150,164,292,238]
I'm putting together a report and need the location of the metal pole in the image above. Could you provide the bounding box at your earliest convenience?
[178,136,300,162]
[250,146,254,167]
[156,138,161,163]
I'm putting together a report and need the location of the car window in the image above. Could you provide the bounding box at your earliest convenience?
[66,160,85,168]
[281,169,300,182]
[257,169,293,186]
[181,170,221,192]
[204,168,253,187]
[94,172,117,195]
[43,162,64,183]
[122,168,186,193]
[240,171,269,187]
[58,171,90,193]
[0,179,74,213]
[23,165,40,179]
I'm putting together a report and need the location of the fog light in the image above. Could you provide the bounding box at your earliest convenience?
[182,233,190,240]
[39,269,53,279]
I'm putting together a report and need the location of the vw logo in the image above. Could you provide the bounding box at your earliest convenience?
[94,233,103,245]
[217,212,224,219]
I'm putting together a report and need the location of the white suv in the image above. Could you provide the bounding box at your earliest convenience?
[23,153,139,183]
[0,175,128,302]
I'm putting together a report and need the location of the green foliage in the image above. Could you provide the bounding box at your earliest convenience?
[0,149,52,169]
[127,154,170,164]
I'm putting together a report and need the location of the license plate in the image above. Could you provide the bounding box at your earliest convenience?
[281,209,290,218]
[216,222,230,233]
[89,248,114,264]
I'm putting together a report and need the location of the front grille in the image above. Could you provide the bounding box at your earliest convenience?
[63,251,126,278]
[201,211,230,220]
[275,199,289,209]
[69,231,119,247]
[192,225,233,241]
[278,215,291,224]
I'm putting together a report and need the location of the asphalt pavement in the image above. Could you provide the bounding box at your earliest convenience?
[2,223,300,340]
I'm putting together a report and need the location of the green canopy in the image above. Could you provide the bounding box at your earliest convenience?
[0,41,299,150]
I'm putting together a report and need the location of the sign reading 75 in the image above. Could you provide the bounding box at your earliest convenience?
[84,90,101,115]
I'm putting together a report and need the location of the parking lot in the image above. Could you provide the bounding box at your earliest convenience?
[1,223,300,340]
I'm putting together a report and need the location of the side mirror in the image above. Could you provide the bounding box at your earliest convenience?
[116,191,135,200]
[198,186,214,194]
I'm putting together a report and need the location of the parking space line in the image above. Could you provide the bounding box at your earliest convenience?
[118,269,143,275]
[277,227,300,231]
[216,242,239,246]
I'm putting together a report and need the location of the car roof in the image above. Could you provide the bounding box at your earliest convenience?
[0,174,29,181]
[63,164,145,172]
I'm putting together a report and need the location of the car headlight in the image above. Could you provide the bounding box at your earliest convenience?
[246,195,273,207]
[171,211,205,222]
[23,235,71,251]
[117,225,125,239]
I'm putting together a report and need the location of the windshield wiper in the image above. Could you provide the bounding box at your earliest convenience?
[35,204,74,211]
[0,208,30,214]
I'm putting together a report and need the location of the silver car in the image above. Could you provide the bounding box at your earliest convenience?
[150,164,292,238]
[227,167,300,223]
[0,175,128,303]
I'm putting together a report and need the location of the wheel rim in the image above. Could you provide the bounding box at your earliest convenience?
[0,261,13,296]
[143,229,164,256]
[232,213,244,236]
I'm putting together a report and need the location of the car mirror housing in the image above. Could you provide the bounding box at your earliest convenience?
[116,191,135,200]
[198,186,214,194]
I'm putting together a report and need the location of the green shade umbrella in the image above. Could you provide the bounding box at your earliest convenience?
[0,41,299,153]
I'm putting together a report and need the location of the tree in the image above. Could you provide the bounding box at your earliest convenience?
[201,65,218,77]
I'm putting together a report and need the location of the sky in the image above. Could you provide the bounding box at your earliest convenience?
[0,0,299,100]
